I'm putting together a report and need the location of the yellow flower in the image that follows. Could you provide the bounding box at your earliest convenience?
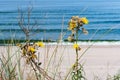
[73,44,79,49]
[35,42,44,47]
[81,17,89,24]
[73,44,81,50]
[69,22,77,30]
[28,47,35,52]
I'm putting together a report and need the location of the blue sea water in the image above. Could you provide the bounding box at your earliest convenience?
[0,0,120,41]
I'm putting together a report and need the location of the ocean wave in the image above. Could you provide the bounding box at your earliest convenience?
[41,41,120,46]
[0,28,120,34]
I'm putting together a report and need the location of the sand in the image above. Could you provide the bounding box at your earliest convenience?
[0,44,120,80]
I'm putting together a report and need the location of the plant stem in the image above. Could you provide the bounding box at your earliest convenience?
[75,27,79,79]
[31,59,54,80]
[30,61,39,80]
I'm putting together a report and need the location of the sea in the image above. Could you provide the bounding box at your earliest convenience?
[0,0,120,43]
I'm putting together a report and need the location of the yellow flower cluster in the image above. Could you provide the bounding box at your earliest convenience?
[17,41,44,64]
[67,16,89,42]
[68,16,89,30]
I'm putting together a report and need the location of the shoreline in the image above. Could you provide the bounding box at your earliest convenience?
[1,40,120,46]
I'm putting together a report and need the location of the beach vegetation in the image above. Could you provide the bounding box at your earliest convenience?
[17,6,40,41]
[65,16,88,80]
[0,6,120,80]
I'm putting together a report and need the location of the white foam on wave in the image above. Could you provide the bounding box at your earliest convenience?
[45,41,120,46]
[93,41,120,45]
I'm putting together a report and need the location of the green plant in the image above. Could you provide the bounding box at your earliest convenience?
[67,16,89,80]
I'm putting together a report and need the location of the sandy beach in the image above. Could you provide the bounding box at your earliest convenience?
[1,44,120,80]
[80,45,120,80]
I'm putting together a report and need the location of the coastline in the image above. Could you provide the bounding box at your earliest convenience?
[1,39,120,46]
